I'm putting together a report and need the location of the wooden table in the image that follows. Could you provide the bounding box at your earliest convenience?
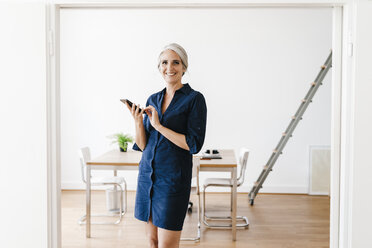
[86,149,238,241]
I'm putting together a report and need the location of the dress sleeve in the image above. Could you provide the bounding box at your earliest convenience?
[185,92,207,154]
[132,99,150,152]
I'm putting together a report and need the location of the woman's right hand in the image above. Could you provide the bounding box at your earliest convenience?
[126,102,145,124]
[126,102,147,151]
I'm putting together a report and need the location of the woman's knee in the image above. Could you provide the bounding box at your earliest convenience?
[158,240,177,248]
[158,228,181,248]
[145,220,159,247]
[146,229,158,248]
[147,235,158,248]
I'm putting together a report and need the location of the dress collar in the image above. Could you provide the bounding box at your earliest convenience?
[178,83,192,95]
[161,83,191,95]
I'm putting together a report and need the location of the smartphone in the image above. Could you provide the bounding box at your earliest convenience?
[120,99,146,114]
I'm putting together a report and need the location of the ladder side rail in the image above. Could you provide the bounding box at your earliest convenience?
[302,59,332,104]
[250,74,326,198]
[250,80,327,199]
[308,52,332,88]
[251,149,283,197]
[263,57,332,166]
[254,153,278,182]
[282,67,332,146]
[275,72,328,150]
[275,58,332,153]
[253,57,333,196]
[249,52,332,203]
[251,159,276,197]
[293,53,332,117]
[253,171,269,187]
[291,71,328,120]
[256,144,286,183]
[302,55,332,101]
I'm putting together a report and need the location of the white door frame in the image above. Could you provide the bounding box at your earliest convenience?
[46,2,354,248]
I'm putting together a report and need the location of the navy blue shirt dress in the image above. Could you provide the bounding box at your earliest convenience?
[133,83,207,231]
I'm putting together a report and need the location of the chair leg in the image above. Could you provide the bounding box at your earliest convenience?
[197,190,201,240]
[202,184,210,227]
[78,183,126,225]
[113,183,124,224]
[230,186,233,212]
[202,184,207,224]
[202,185,249,229]
[181,192,201,242]
[122,180,127,215]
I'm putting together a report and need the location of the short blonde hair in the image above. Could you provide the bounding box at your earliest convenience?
[158,43,188,75]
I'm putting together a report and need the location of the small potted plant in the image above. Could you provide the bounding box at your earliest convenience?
[110,133,134,152]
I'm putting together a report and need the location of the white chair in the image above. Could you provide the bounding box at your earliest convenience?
[78,147,127,225]
[202,148,249,228]
[181,156,201,242]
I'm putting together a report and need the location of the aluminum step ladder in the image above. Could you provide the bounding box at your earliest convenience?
[248,51,332,206]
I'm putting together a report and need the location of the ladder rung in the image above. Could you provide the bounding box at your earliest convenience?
[321,65,327,69]
[264,166,272,172]
[302,99,307,103]
[311,82,316,86]
[292,116,296,120]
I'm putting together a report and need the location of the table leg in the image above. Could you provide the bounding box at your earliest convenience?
[232,167,237,241]
[114,170,117,191]
[86,165,91,238]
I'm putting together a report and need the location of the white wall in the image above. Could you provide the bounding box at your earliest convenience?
[0,3,48,248]
[349,1,372,247]
[59,7,332,193]
[1,1,371,247]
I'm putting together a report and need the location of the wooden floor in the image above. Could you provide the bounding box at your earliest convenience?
[62,190,329,248]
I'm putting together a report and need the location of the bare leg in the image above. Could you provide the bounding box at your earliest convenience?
[145,218,158,248]
[158,227,182,248]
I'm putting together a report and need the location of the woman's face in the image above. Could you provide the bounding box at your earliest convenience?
[159,49,185,85]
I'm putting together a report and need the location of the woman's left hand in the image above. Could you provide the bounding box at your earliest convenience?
[144,105,162,130]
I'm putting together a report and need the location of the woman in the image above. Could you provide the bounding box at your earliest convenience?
[125,43,207,248]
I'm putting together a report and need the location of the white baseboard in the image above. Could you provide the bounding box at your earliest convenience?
[62,181,308,194]
[241,185,309,194]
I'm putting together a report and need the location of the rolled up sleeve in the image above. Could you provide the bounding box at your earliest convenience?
[132,143,142,151]
[185,93,207,154]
